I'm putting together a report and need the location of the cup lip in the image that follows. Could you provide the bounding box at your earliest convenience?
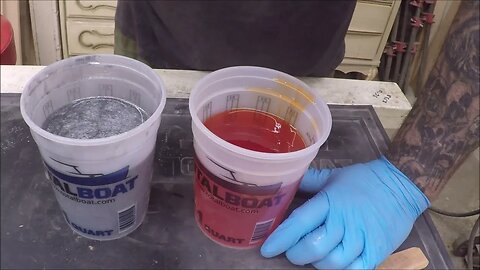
[20,54,167,146]
[189,66,332,161]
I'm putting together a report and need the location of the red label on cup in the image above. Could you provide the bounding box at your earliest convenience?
[194,154,300,248]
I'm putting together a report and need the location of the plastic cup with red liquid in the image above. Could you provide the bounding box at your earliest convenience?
[189,66,332,249]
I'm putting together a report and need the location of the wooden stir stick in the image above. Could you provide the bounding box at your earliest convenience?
[377,247,429,269]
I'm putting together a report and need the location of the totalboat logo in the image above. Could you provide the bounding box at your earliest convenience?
[45,158,137,204]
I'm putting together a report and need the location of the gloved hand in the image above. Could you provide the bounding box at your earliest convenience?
[261,156,430,269]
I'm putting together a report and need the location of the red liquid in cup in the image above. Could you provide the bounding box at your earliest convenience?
[194,109,306,248]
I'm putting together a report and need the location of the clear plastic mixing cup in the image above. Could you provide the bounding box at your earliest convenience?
[20,54,167,240]
[189,66,332,249]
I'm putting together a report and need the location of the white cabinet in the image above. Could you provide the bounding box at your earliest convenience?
[65,20,114,55]
[340,0,401,78]
[59,0,400,78]
[64,0,117,18]
[59,0,116,57]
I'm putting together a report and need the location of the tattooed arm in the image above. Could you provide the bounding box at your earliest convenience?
[262,3,477,267]
[387,0,479,200]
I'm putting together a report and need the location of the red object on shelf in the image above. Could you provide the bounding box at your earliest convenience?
[1,15,17,65]
[421,12,435,24]
[410,16,424,28]
[393,41,407,53]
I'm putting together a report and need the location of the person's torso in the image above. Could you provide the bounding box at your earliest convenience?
[116,0,356,76]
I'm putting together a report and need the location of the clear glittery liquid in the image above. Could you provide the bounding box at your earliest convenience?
[42,96,149,139]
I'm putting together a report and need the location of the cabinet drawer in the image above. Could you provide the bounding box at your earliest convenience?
[344,33,382,60]
[349,2,392,34]
[359,0,394,5]
[65,0,117,18]
[66,20,115,55]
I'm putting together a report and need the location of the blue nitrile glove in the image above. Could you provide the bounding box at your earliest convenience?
[261,156,430,269]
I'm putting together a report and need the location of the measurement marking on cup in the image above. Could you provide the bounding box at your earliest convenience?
[284,106,298,126]
[118,204,136,232]
[225,94,239,111]
[75,55,97,64]
[306,132,316,144]
[99,84,113,96]
[128,90,141,106]
[255,96,271,112]
[43,100,54,118]
[202,101,212,122]
[250,218,275,243]
[67,87,81,102]
[180,157,195,176]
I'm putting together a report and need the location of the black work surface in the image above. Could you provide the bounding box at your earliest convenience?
[1,94,453,269]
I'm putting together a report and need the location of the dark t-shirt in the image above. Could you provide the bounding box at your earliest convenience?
[115,0,356,77]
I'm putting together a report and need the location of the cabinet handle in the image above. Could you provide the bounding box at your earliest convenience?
[79,30,114,50]
[75,0,116,11]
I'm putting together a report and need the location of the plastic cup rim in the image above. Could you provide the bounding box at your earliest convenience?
[189,66,332,161]
[20,54,167,147]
